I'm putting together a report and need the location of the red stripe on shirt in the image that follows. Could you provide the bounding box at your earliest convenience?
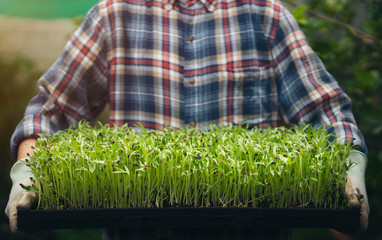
[223,8,233,122]
[163,11,171,126]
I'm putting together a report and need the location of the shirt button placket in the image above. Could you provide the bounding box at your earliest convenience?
[184,14,197,131]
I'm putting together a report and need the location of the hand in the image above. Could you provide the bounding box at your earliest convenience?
[344,150,369,231]
[5,159,37,233]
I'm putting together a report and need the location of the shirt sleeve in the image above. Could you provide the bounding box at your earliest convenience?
[269,2,367,154]
[10,4,109,160]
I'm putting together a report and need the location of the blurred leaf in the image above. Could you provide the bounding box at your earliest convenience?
[292,5,309,25]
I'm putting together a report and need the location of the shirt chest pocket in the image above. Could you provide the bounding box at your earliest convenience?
[228,66,273,98]
[226,66,275,117]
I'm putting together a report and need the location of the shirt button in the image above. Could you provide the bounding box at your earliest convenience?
[164,3,172,11]
[188,36,194,42]
[190,122,196,127]
[208,5,215,12]
[189,78,195,85]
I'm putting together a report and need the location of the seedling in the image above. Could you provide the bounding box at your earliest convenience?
[24,122,353,210]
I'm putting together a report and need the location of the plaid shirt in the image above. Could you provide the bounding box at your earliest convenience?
[11,0,367,159]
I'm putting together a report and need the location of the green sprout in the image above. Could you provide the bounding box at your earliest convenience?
[24,121,353,210]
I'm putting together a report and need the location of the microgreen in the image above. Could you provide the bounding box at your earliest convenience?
[24,122,353,210]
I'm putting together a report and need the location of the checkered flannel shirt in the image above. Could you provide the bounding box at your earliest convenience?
[11,0,367,159]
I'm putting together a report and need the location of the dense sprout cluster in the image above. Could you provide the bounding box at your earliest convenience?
[25,122,352,210]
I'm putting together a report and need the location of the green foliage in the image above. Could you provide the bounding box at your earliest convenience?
[26,122,351,210]
[285,0,382,238]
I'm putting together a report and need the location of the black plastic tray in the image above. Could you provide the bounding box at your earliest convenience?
[18,207,359,232]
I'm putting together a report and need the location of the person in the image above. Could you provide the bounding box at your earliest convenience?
[5,0,369,239]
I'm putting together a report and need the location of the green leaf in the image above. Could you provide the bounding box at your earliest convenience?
[124,166,130,175]
[88,162,96,173]
[135,122,148,134]
[293,5,309,17]
[293,5,309,25]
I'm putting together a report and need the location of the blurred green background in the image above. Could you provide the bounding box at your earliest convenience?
[0,0,381,239]
[0,0,98,19]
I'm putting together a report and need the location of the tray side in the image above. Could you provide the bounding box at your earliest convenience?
[17,207,360,232]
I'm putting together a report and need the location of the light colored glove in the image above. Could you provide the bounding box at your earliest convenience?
[345,150,369,231]
[5,159,37,233]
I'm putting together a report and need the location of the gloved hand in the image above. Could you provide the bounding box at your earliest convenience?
[345,150,369,231]
[5,159,37,233]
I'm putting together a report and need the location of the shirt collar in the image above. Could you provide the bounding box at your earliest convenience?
[163,0,217,12]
